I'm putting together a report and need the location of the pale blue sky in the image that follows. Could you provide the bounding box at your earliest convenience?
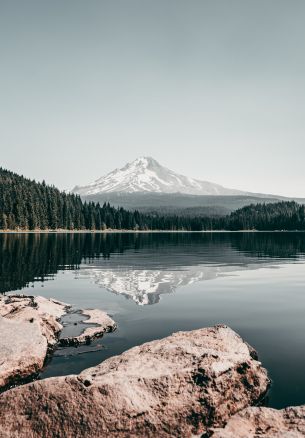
[1,0,305,196]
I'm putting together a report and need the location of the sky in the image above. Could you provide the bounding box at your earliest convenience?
[0,0,305,197]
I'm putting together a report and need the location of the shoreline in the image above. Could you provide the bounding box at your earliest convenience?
[0,229,305,234]
[1,301,304,437]
[0,303,271,437]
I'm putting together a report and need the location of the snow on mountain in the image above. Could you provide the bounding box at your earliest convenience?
[73,156,248,196]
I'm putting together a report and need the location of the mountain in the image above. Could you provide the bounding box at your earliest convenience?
[72,156,249,196]
[73,157,305,215]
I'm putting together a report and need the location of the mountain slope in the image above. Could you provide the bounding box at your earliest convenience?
[73,156,249,196]
[83,192,287,216]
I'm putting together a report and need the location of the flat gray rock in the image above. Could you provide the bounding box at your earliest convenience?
[60,308,116,346]
[0,295,116,390]
[0,295,68,389]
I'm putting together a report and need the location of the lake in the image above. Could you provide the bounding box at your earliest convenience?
[1,231,305,409]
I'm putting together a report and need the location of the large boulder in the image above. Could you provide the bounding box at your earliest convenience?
[0,325,269,437]
[211,405,305,437]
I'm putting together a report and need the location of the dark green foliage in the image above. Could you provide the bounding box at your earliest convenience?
[0,167,148,230]
[226,201,305,231]
[0,167,305,231]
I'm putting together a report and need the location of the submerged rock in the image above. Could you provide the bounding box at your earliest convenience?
[0,295,116,390]
[211,405,305,437]
[0,325,269,437]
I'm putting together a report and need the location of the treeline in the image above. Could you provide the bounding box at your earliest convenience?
[225,202,305,231]
[1,167,305,231]
[0,167,147,230]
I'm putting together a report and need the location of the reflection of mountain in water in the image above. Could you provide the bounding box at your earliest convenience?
[77,267,208,305]
[77,261,272,305]
[1,232,305,296]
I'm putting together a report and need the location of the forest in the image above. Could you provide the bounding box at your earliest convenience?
[1,167,305,231]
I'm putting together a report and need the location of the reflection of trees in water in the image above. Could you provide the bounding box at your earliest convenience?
[0,233,83,293]
[230,232,305,258]
[1,232,305,294]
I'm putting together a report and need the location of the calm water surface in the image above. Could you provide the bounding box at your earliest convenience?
[1,232,305,409]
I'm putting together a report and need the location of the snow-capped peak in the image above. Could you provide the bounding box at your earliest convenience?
[73,156,246,196]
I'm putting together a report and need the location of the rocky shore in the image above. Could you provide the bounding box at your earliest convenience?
[0,294,116,390]
[0,322,269,437]
[0,295,304,437]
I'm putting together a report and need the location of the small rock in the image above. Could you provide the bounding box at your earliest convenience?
[59,308,116,346]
